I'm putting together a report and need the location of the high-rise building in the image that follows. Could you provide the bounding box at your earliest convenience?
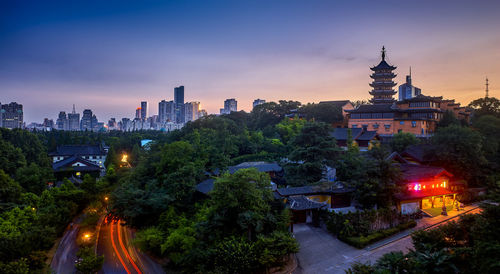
[68,104,80,131]
[253,99,266,108]
[174,86,184,105]
[108,118,117,130]
[80,109,93,131]
[43,118,54,129]
[398,74,421,101]
[221,98,237,114]
[369,46,397,104]
[135,108,141,119]
[56,111,69,130]
[158,100,176,123]
[1,102,23,129]
[174,86,185,123]
[184,101,200,122]
[141,101,147,120]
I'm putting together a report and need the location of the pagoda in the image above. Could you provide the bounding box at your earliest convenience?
[369,46,397,104]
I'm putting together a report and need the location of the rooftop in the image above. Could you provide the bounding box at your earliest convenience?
[50,144,107,156]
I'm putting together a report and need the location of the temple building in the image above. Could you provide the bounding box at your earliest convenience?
[347,47,470,137]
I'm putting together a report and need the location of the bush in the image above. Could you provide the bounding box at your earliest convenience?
[340,220,416,249]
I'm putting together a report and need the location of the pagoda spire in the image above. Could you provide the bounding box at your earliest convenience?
[381,46,386,61]
[369,47,397,104]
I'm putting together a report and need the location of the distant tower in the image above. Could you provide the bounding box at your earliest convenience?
[369,46,397,104]
[486,77,489,98]
[141,101,147,120]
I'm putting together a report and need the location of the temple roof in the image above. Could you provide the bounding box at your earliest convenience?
[287,195,326,210]
[276,182,353,197]
[398,163,453,182]
[329,128,378,142]
[397,94,443,103]
[346,103,395,113]
[228,161,282,174]
[52,156,101,172]
[49,144,107,156]
[370,60,397,71]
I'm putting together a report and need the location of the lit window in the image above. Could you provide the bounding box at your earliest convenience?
[352,124,357,128]
[400,121,405,125]
[411,121,416,127]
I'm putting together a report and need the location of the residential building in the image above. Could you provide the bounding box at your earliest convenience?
[135,107,141,119]
[221,98,237,114]
[43,118,54,129]
[158,100,176,123]
[1,102,23,129]
[184,101,200,122]
[253,99,266,108]
[49,143,108,171]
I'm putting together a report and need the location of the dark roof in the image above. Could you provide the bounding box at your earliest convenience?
[228,162,282,174]
[346,103,395,113]
[397,94,443,103]
[195,178,215,194]
[330,128,378,142]
[370,60,397,71]
[398,163,453,182]
[52,156,101,172]
[385,152,409,164]
[276,182,353,197]
[287,195,326,210]
[401,144,438,163]
[318,100,352,108]
[50,144,107,156]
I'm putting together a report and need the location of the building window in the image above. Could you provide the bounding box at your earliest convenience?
[411,121,416,127]
[352,124,357,128]
[400,121,405,125]
[373,124,379,129]
[362,125,368,130]
[384,124,391,130]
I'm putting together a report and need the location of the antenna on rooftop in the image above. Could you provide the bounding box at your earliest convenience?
[485,77,489,98]
[72,104,76,114]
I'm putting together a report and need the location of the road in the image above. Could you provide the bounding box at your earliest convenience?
[294,206,482,274]
[97,219,165,274]
[51,217,83,274]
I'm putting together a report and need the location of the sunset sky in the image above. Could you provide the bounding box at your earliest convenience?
[1,0,499,123]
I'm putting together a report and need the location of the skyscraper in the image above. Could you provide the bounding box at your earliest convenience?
[174,86,185,123]
[135,108,141,119]
[253,99,266,108]
[68,104,80,131]
[80,109,93,131]
[398,73,421,101]
[141,101,147,120]
[1,102,23,129]
[158,100,176,123]
[56,111,68,130]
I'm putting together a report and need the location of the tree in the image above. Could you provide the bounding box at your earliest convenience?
[432,125,487,185]
[0,169,23,205]
[0,140,26,177]
[298,102,343,124]
[275,117,307,145]
[468,96,500,118]
[80,174,97,196]
[391,132,420,153]
[437,110,460,128]
[75,247,104,274]
[15,163,52,195]
[286,122,339,185]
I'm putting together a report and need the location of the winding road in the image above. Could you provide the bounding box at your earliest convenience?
[97,219,165,274]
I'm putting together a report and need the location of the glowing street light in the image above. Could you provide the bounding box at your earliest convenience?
[121,153,128,163]
[104,196,109,201]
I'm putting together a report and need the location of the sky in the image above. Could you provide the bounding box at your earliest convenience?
[1,0,499,123]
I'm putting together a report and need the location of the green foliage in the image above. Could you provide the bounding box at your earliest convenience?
[468,96,500,118]
[286,122,339,185]
[391,132,420,153]
[75,247,104,274]
[134,227,165,257]
[432,125,487,185]
[340,221,416,249]
[298,102,344,123]
[437,110,460,128]
[0,139,27,177]
[0,169,23,205]
[15,163,53,195]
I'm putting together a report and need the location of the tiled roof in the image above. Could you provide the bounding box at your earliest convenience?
[228,162,282,174]
[370,60,397,71]
[398,163,452,182]
[195,178,215,194]
[402,144,438,163]
[329,128,378,142]
[276,182,353,197]
[50,144,106,156]
[52,156,101,172]
[287,195,326,210]
[346,103,395,113]
[318,100,352,108]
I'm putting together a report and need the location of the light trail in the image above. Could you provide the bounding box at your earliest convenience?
[117,220,142,274]
[110,221,131,274]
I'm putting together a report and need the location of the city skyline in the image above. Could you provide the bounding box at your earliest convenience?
[1,0,499,122]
